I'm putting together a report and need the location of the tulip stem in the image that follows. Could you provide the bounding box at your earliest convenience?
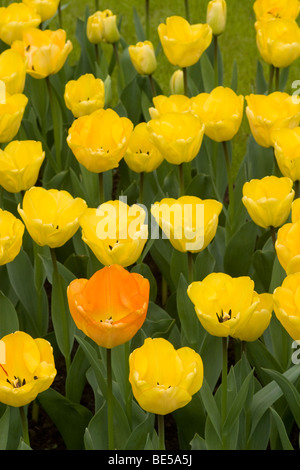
[271,226,277,250]
[222,141,234,223]
[221,336,228,449]
[46,77,62,172]
[268,65,275,93]
[182,67,188,97]
[179,163,185,196]
[275,67,280,91]
[99,171,105,205]
[184,0,190,22]
[124,342,132,429]
[58,2,63,28]
[149,74,157,98]
[214,35,218,88]
[106,348,114,450]
[157,414,165,450]
[95,0,99,10]
[145,0,150,39]
[139,171,144,204]
[20,406,30,447]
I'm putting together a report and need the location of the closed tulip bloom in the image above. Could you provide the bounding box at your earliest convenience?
[151,196,222,253]
[272,128,300,181]
[67,265,150,349]
[18,187,87,248]
[79,200,148,268]
[129,41,157,76]
[191,86,244,142]
[64,74,105,118]
[0,92,28,144]
[22,0,60,22]
[147,112,205,165]
[187,273,263,339]
[149,94,192,120]
[0,140,45,193]
[207,0,227,36]
[169,70,184,95]
[124,122,163,173]
[0,49,27,95]
[254,0,300,21]
[0,331,56,407]
[292,199,300,222]
[242,176,294,229]
[158,16,212,68]
[0,3,41,45]
[67,108,133,173]
[11,28,72,79]
[0,209,24,266]
[129,337,203,415]
[255,19,300,69]
[274,273,300,341]
[232,293,273,342]
[86,10,120,44]
[275,219,300,274]
[245,92,300,148]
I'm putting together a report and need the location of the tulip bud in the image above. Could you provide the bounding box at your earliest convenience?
[87,10,120,45]
[207,0,227,36]
[169,70,184,95]
[128,41,157,76]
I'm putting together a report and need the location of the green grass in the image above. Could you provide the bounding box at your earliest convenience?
[32,0,300,173]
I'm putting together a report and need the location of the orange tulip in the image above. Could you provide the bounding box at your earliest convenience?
[67,265,150,349]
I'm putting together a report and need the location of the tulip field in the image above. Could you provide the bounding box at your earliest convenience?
[2,0,300,455]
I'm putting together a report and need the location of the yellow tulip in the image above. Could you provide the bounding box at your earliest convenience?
[254,0,300,21]
[207,0,227,36]
[86,9,120,45]
[0,3,41,45]
[11,28,73,79]
[22,0,60,22]
[158,16,212,68]
[18,187,87,248]
[232,293,273,342]
[272,127,300,181]
[275,219,300,274]
[245,92,300,148]
[148,94,192,120]
[0,140,45,193]
[124,122,163,173]
[169,70,184,95]
[255,19,300,69]
[151,196,222,253]
[67,265,150,349]
[147,112,205,165]
[64,73,105,118]
[129,40,157,76]
[0,209,24,266]
[191,86,244,142]
[0,49,27,95]
[187,272,264,339]
[129,337,203,415]
[242,176,294,229]
[0,331,56,407]
[0,92,28,144]
[79,200,148,268]
[67,108,133,173]
[273,272,300,341]
[292,199,300,222]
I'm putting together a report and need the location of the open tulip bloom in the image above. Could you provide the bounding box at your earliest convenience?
[67,264,150,349]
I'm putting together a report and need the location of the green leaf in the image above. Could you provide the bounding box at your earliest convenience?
[65,345,90,403]
[133,7,146,42]
[190,433,207,450]
[200,379,222,440]
[0,291,19,337]
[270,408,294,450]
[200,52,215,93]
[0,407,10,450]
[224,221,258,277]
[38,388,93,450]
[75,335,107,397]
[131,263,157,302]
[256,60,268,94]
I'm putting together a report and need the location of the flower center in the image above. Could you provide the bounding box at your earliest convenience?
[216,309,232,323]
